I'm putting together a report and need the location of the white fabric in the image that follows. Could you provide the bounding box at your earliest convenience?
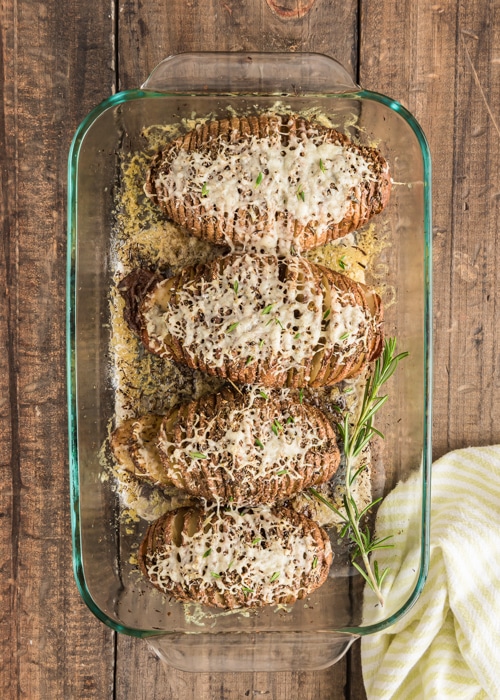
[361,446,500,699]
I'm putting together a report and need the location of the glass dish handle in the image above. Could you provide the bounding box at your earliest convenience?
[141,51,358,94]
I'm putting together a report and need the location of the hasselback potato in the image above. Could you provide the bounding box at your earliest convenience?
[144,113,391,253]
[120,253,383,388]
[138,505,333,608]
[156,386,340,506]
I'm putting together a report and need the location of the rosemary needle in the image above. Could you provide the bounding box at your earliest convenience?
[310,337,408,607]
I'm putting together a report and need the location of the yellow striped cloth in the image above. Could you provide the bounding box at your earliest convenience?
[361,446,500,699]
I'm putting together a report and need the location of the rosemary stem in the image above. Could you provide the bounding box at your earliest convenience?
[344,476,385,606]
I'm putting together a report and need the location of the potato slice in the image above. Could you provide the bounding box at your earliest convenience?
[120,253,383,388]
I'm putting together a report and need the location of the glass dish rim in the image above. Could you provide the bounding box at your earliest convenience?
[66,85,432,639]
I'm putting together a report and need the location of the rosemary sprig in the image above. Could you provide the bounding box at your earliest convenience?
[310,337,408,606]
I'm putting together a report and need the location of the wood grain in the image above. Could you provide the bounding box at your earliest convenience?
[361,0,500,459]
[265,0,318,20]
[0,0,116,698]
[117,0,359,90]
[2,0,499,698]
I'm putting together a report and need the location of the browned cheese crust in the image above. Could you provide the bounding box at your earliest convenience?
[144,113,391,252]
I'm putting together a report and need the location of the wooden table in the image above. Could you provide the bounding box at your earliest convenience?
[1,1,498,698]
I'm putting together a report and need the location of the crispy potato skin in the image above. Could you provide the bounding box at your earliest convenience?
[156,387,341,505]
[138,506,332,608]
[145,113,391,252]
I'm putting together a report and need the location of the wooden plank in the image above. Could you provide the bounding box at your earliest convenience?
[355,1,462,697]
[360,0,500,459]
[445,3,500,452]
[117,0,359,89]
[0,1,117,698]
[115,1,359,698]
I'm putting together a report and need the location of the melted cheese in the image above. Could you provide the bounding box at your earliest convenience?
[145,507,331,605]
[144,254,376,378]
[146,255,323,372]
[161,387,329,497]
[154,128,374,251]
[325,292,373,354]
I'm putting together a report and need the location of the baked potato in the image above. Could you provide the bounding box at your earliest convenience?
[138,505,332,608]
[120,253,383,388]
[156,386,340,506]
[144,113,391,253]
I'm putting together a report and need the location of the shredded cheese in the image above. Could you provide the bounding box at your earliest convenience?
[145,507,331,606]
[159,386,334,502]
[154,128,374,251]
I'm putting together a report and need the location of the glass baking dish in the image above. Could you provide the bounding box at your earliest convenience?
[67,52,432,672]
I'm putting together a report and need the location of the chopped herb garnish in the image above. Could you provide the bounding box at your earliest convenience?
[272,419,283,436]
[286,415,294,424]
[276,469,288,476]
[246,356,254,365]
[254,437,264,449]
[339,331,350,340]
[189,451,208,459]
[275,318,284,329]
[262,303,274,315]
[312,556,318,569]
[203,549,212,558]
[270,571,280,583]
[242,586,254,595]
[309,337,409,607]
[201,182,209,197]
[319,159,326,173]
[211,572,221,578]
[338,255,347,270]
[265,317,274,327]
[252,537,261,546]
[259,339,265,348]
[344,387,354,394]
[259,390,268,399]
[299,388,304,404]
[233,280,239,295]
[294,332,301,339]
[226,322,240,333]
[228,560,235,570]
[297,184,305,201]
[255,172,264,186]
[323,309,331,320]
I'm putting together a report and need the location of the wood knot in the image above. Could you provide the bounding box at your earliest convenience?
[265,0,317,20]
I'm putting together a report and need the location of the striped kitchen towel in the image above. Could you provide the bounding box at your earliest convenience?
[361,446,500,700]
